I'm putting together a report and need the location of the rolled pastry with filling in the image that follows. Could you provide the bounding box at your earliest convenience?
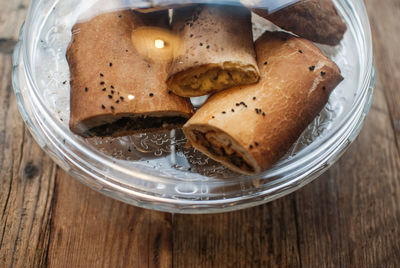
[183,31,344,174]
[249,0,347,45]
[67,10,194,137]
[167,5,260,97]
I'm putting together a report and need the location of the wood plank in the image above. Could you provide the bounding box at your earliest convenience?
[366,0,400,154]
[47,171,172,268]
[0,51,57,266]
[173,197,301,267]
[293,81,400,267]
[0,0,30,41]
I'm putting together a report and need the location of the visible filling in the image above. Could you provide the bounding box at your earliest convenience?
[176,67,257,94]
[193,130,255,173]
[83,116,187,137]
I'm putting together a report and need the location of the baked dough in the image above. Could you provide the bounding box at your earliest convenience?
[183,31,344,174]
[67,10,194,137]
[167,5,260,97]
[249,0,347,45]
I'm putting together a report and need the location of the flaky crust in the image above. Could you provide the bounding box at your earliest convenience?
[183,31,344,174]
[167,5,259,97]
[251,0,347,45]
[67,10,194,137]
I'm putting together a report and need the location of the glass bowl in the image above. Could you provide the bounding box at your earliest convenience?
[12,0,374,213]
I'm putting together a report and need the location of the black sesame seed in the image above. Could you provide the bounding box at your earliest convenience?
[84,87,88,92]
[298,50,303,53]
[100,73,104,77]
[255,142,259,146]
[110,85,114,89]
[111,106,114,110]
[322,86,327,90]
[249,145,253,149]
[212,116,215,119]
[128,148,132,152]
[62,81,67,85]
[206,45,210,49]
[222,111,226,114]
[116,100,119,103]
[200,43,203,46]
[108,95,112,99]
[321,71,326,76]
[309,66,315,71]
[109,62,113,67]
[118,15,122,18]
[100,81,105,85]
[262,112,266,117]
[111,90,114,94]
[126,49,129,52]
[264,61,268,65]
[120,96,124,100]
[149,93,154,97]
[101,105,105,109]
[253,96,256,100]
[236,103,240,107]
[231,109,235,112]
[190,34,193,37]
[102,88,106,91]
[168,91,172,94]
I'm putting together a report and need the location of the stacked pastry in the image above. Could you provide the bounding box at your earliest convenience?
[67,1,346,174]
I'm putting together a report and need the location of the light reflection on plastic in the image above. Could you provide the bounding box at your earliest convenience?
[154,39,165,49]
[128,94,135,100]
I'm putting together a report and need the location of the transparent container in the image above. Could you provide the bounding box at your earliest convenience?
[12,0,374,213]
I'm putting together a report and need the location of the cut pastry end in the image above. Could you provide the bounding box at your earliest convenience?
[71,113,191,138]
[167,63,259,97]
[183,124,260,175]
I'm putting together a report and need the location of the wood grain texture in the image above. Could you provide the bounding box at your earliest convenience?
[0,0,30,53]
[47,171,172,268]
[0,52,56,267]
[366,0,400,155]
[173,197,300,268]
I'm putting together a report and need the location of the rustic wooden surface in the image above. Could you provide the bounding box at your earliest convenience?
[1,0,399,267]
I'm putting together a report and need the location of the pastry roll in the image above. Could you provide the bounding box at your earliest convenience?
[250,0,347,45]
[67,10,194,137]
[183,32,343,174]
[167,5,260,97]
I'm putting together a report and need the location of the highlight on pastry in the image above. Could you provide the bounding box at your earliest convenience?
[67,10,194,137]
[167,5,260,97]
[183,31,344,174]
[248,0,347,45]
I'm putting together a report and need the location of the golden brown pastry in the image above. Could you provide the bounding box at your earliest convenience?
[167,5,260,97]
[183,31,344,174]
[67,10,194,137]
[250,0,347,45]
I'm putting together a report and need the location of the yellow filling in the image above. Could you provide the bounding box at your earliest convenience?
[173,66,257,96]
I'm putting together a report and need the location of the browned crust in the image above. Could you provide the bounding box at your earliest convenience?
[251,0,347,45]
[183,31,344,174]
[67,10,194,137]
[167,5,259,97]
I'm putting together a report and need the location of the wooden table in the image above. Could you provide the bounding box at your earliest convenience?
[1,1,400,267]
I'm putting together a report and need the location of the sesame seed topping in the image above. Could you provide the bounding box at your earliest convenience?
[84,87,88,92]
[309,66,315,71]
[120,96,124,100]
[102,88,106,91]
[255,142,259,146]
[262,112,266,117]
[298,50,303,53]
[168,91,172,94]
[100,73,104,77]
[199,43,203,46]
[249,145,253,149]
[253,96,256,100]
[149,93,154,97]
[264,61,268,65]
[206,45,210,49]
[322,86,327,90]
[110,106,114,110]
[109,62,113,67]
[101,105,105,109]
[321,71,326,76]
[231,109,235,112]
[100,81,105,85]
[212,116,215,119]
[110,85,114,89]
[108,95,112,99]
[111,90,114,94]
[190,34,193,37]
[116,100,119,103]
[222,111,226,114]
